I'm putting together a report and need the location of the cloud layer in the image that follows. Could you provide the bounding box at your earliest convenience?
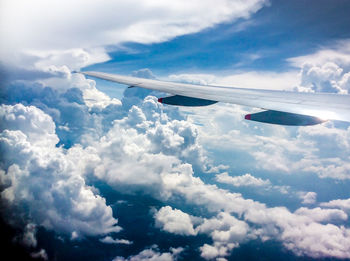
[1,1,350,259]
[2,50,350,259]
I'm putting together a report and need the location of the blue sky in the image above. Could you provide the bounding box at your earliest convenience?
[1,0,350,260]
[88,0,350,74]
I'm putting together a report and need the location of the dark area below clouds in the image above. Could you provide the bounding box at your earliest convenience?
[0,188,330,261]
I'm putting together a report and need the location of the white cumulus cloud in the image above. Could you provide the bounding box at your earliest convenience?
[100,236,133,245]
[299,191,317,205]
[216,173,271,187]
[0,104,121,239]
[154,206,196,236]
[321,198,350,213]
[113,245,184,261]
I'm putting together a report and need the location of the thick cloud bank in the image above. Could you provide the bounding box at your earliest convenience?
[0,62,211,257]
[0,104,121,238]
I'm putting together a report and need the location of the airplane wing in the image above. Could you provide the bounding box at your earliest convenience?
[81,71,350,126]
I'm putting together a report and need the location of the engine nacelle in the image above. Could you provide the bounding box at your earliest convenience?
[158,95,217,107]
[245,110,325,126]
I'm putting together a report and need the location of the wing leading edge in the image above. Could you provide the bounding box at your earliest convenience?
[81,71,350,125]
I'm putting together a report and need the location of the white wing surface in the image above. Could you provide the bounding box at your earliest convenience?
[82,71,350,124]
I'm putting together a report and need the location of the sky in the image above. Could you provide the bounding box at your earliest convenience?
[1,0,350,260]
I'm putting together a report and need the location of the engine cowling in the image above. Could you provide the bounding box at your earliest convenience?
[245,110,325,126]
[158,95,217,107]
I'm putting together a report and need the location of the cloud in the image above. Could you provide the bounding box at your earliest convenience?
[168,74,217,85]
[281,223,350,258]
[214,71,300,91]
[153,208,250,260]
[294,207,348,223]
[0,62,212,257]
[148,161,350,259]
[321,198,350,213]
[33,48,110,71]
[299,191,317,205]
[169,44,350,192]
[196,212,250,260]
[288,40,350,69]
[288,40,350,93]
[1,1,349,260]
[70,91,349,260]
[154,206,196,236]
[153,168,350,258]
[0,0,267,64]
[215,173,271,187]
[0,104,121,239]
[100,236,133,245]
[2,77,350,260]
[0,71,123,148]
[244,206,350,258]
[174,44,350,183]
[295,62,349,93]
[200,243,236,260]
[30,249,48,261]
[113,245,184,261]
[0,103,58,148]
[253,124,350,180]
[187,101,350,180]
[67,66,350,259]
[153,204,348,259]
[1,36,350,260]
[167,71,300,91]
[21,223,38,248]
[132,68,157,80]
